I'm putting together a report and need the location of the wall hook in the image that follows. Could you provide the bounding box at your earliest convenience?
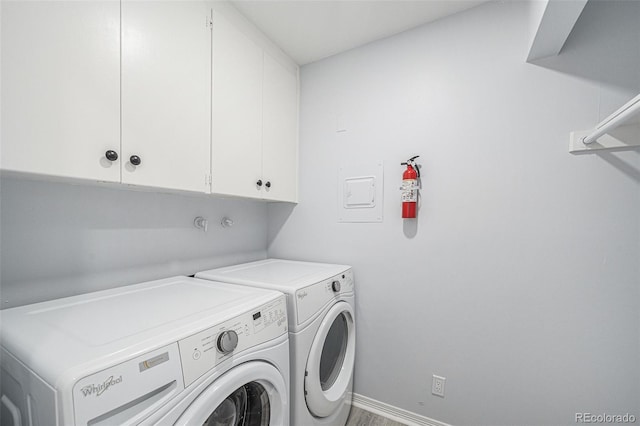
[194,216,208,232]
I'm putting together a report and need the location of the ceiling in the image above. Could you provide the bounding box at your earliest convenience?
[230,0,489,65]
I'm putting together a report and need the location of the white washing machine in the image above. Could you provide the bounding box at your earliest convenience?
[196,259,355,426]
[0,276,289,426]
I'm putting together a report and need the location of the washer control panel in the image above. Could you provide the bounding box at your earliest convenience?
[178,295,287,387]
[295,269,353,326]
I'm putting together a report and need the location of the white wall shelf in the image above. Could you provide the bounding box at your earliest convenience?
[527,0,588,62]
[569,93,640,153]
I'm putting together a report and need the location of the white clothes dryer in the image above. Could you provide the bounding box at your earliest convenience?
[196,259,355,426]
[0,276,289,426]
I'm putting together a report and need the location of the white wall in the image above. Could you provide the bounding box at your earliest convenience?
[0,177,267,308]
[268,1,640,425]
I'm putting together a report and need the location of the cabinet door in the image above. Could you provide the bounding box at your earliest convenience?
[1,1,120,182]
[210,10,263,199]
[121,1,211,193]
[262,53,299,202]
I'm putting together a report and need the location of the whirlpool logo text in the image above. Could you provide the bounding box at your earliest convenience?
[80,375,122,397]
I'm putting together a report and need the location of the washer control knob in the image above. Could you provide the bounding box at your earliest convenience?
[217,330,238,354]
[331,280,341,292]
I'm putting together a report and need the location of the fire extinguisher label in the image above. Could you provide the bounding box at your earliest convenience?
[401,179,418,202]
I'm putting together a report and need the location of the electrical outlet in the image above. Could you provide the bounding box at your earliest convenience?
[432,375,446,397]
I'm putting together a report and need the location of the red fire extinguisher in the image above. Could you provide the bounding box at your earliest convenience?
[401,156,420,218]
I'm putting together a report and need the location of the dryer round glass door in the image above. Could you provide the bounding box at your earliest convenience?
[175,361,287,426]
[304,301,355,418]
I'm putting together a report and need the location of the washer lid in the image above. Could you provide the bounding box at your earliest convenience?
[0,276,281,388]
[196,258,351,293]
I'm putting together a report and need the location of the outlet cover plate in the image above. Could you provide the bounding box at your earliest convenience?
[432,375,446,397]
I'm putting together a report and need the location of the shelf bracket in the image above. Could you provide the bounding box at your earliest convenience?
[570,126,640,154]
[569,93,640,154]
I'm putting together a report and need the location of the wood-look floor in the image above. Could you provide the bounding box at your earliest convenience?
[346,406,408,426]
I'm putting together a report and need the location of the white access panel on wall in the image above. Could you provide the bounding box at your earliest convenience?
[338,162,384,222]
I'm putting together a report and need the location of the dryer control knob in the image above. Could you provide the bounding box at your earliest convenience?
[217,330,239,354]
[331,280,341,292]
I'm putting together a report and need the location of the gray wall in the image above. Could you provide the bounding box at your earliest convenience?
[268,1,640,425]
[0,177,267,308]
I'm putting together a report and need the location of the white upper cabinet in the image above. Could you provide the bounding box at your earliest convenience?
[262,53,299,202]
[121,1,212,193]
[1,1,121,182]
[211,9,263,199]
[210,8,299,203]
[1,1,297,200]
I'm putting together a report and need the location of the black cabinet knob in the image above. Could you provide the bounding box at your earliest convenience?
[265,181,271,188]
[105,150,118,162]
[130,155,141,166]
[256,180,263,187]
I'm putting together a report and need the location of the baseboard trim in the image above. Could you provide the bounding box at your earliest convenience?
[351,393,450,426]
